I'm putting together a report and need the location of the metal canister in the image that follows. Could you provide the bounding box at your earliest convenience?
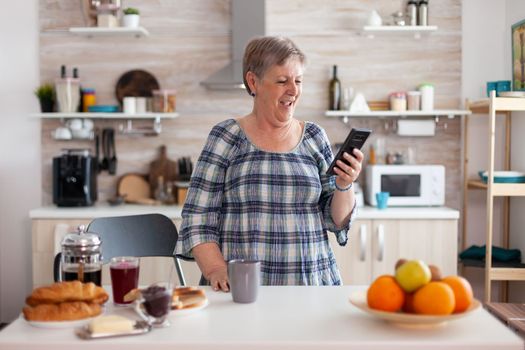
[418,0,428,26]
[407,0,418,26]
[59,225,102,286]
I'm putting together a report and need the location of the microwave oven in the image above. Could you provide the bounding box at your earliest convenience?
[366,165,445,206]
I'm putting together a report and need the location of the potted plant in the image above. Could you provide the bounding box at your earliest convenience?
[34,83,55,113]
[122,7,140,28]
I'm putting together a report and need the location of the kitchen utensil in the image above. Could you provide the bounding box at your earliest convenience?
[108,128,117,175]
[95,132,100,173]
[117,173,153,203]
[100,128,110,171]
[149,145,177,195]
[115,70,160,105]
[54,225,102,286]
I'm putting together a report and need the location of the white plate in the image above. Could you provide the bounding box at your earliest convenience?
[172,298,209,316]
[24,316,97,329]
[498,91,525,98]
[349,290,481,328]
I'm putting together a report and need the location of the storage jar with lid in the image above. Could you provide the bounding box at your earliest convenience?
[419,83,434,111]
[152,89,177,113]
[389,92,407,111]
[406,91,421,110]
[54,225,102,286]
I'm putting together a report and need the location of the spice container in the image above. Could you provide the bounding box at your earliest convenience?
[152,89,177,113]
[82,88,96,112]
[389,92,407,111]
[406,91,421,110]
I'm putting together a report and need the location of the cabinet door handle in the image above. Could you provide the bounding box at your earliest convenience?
[377,224,384,262]
[359,224,367,261]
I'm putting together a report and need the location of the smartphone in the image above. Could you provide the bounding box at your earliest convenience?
[326,127,372,176]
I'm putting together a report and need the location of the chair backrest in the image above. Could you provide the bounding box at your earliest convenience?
[53,213,186,286]
[87,213,178,263]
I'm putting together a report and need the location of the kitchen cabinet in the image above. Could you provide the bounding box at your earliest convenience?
[31,218,201,288]
[329,218,458,285]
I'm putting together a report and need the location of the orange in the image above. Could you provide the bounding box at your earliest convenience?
[413,281,455,315]
[367,275,405,312]
[442,275,474,313]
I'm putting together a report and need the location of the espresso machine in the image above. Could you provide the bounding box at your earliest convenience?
[53,149,98,207]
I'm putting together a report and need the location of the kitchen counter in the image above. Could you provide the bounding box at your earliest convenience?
[29,204,459,220]
[0,286,522,350]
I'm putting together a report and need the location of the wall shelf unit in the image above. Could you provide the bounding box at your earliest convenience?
[361,25,438,39]
[32,112,179,137]
[31,112,178,119]
[463,91,525,303]
[325,109,469,118]
[69,27,149,38]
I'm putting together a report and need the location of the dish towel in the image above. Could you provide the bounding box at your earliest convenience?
[459,245,522,263]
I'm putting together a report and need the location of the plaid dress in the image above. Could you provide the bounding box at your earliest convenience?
[176,119,356,285]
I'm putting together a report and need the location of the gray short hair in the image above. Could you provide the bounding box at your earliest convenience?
[242,36,306,95]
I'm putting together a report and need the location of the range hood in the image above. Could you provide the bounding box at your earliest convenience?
[201,0,265,90]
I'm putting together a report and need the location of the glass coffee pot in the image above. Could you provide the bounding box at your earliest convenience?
[53,225,102,286]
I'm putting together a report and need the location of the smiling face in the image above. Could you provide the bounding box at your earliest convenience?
[249,57,304,123]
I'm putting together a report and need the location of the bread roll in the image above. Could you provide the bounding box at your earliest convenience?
[26,281,108,307]
[23,301,102,321]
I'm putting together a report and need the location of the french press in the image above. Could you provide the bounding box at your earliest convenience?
[53,225,102,286]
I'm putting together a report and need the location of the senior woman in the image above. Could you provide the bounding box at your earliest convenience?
[176,36,364,291]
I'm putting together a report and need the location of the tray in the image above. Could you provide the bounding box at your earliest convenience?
[478,170,525,183]
[75,320,151,340]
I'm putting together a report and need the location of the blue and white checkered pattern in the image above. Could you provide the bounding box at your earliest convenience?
[176,119,356,285]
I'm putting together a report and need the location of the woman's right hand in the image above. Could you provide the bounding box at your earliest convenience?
[207,266,230,292]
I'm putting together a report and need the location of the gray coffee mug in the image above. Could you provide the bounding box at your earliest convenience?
[228,260,261,303]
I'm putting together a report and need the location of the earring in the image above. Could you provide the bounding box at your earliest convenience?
[251,92,255,97]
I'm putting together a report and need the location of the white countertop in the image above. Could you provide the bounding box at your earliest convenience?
[0,286,521,350]
[29,204,459,220]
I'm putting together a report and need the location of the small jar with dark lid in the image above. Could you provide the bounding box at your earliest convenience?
[59,225,102,286]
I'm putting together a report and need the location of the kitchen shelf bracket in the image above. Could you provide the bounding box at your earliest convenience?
[119,116,162,136]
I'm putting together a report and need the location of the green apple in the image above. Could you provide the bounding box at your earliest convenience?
[394,260,431,292]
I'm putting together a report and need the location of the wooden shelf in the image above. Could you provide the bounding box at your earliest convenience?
[463,91,525,303]
[361,25,438,39]
[69,27,149,38]
[469,98,525,114]
[460,259,525,269]
[325,109,470,118]
[31,112,179,120]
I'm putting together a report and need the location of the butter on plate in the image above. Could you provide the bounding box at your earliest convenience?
[88,315,135,334]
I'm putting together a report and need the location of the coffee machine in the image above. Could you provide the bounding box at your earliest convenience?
[53,149,97,207]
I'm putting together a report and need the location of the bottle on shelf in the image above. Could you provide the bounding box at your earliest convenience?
[328,65,341,111]
[418,0,428,26]
[73,67,83,112]
[82,88,96,112]
[154,176,168,203]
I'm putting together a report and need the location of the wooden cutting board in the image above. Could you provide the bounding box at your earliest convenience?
[117,173,157,205]
[149,145,177,194]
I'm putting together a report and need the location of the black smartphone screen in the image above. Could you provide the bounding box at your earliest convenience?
[326,127,371,176]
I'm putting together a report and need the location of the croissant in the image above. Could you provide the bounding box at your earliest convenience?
[26,281,108,307]
[23,301,102,321]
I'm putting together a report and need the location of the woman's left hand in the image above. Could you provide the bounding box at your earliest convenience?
[333,149,364,188]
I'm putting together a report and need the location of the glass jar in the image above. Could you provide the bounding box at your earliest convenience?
[406,91,421,110]
[389,92,407,112]
[152,89,177,113]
